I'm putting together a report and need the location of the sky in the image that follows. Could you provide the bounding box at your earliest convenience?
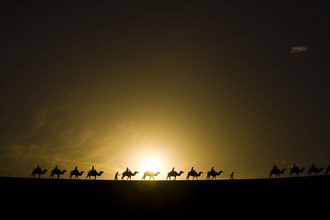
[1,0,329,180]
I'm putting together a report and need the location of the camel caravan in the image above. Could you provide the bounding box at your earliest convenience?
[269,162,329,178]
[30,162,330,180]
[31,165,104,180]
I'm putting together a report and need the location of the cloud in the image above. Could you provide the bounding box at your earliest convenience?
[290,45,308,54]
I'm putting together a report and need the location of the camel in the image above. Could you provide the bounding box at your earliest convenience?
[70,168,84,179]
[307,165,324,176]
[31,166,48,178]
[206,170,223,180]
[186,170,203,180]
[86,169,104,180]
[142,171,160,180]
[290,164,305,177]
[166,171,184,180]
[269,166,286,178]
[121,170,139,180]
[49,167,67,179]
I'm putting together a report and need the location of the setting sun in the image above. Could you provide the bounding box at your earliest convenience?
[139,156,163,174]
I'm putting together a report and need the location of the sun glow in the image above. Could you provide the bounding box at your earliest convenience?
[139,156,163,173]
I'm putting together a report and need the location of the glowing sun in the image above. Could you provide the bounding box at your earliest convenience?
[139,156,163,173]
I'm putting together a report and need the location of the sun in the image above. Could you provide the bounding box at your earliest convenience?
[139,156,163,173]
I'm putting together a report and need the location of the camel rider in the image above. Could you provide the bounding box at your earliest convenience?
[211,167,214,172]
[172,167,175,172]
[293,163,299,171]
[273,164,278,170]
[191,167,195,172]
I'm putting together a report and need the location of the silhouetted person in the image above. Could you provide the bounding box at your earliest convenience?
[272,164,279,172]
[114,172,119,180]
[172,167,175,172]
[54,165,59,171]
[35,165,41,173]
[211,167,214,172]
[294,163,300,169]
[326,165,330,174]
[230,172,234,180]
[92,166,95,170]
[126,167,130,172]
[74,166,78,171]
[191,167,195,172]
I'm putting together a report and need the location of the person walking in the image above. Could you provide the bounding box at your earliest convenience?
[230,172,235,180]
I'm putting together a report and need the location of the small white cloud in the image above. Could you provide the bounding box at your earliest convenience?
[290,45,308,54]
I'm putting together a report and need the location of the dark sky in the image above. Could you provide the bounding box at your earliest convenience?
[1,0,329,179]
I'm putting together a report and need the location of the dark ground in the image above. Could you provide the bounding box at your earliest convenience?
[1,175,329,218]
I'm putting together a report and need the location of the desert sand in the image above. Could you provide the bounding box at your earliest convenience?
[1,175,329,218]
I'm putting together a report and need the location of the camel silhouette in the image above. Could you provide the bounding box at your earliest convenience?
[121,170,138,180]
[307,164,324,176]
[49,167,67,179]
[290,164,305,177]
[269,166,286,178]
[206,170,223,180]
[70,168,84,179]
[86,168,104,180]
[186,170,203,180]
[166,170,184,180]
[142,171,160,180]
[31,166,48,178]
